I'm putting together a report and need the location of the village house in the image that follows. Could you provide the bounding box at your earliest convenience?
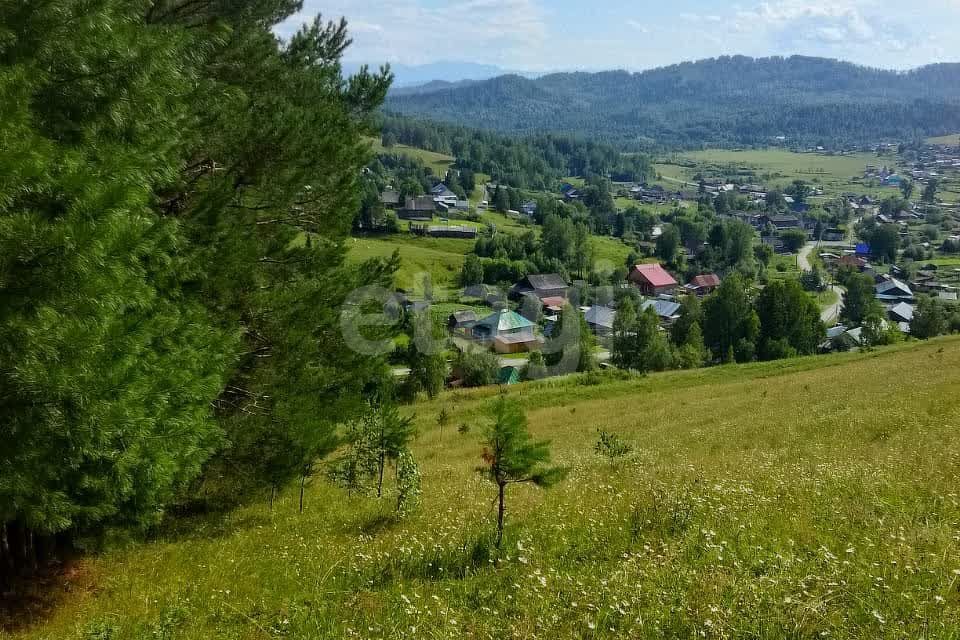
[447,310,478,333]
[641,299,682,324]
[560,183,581,201]
[888,302,914,324]
[628,263,678,297]
[822,228,845,242]
[472,309,540,354]
[761,214,802,231]
[380,189,400,208]
[584,305,616,337]
[838,255,869,271]
[875,278,914,302]
[431,183,457,199]
[509,273,569,302]
[685,273,721,296]
[398,195,437,220]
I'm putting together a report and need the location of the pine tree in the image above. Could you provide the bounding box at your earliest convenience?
[0,0,237,572]
[0,1,396,574]
[480,394,564,548]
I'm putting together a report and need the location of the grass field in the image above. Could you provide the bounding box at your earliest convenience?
[9,337,960,639]
[347,235,470,290]
[927,134,960,146]
[370,140,456,177]
[656,149,904,201]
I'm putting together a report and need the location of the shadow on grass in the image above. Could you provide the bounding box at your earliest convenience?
[0,558,91,634]
[149,511,273,544]
[365,535,494,587]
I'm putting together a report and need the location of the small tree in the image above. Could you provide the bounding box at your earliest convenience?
[799,265,826,292]
[394,451,422,516]
[912,295,947,339]
[594,430,633,462]
[455,349,501,387]
[523,350,548,380]
[327,419,378,497]
[480,394,564,548]
[437,407,450,442]
[369,404,416,498]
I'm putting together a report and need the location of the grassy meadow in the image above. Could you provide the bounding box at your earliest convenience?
[8,337,960,639]
[655,149,906,201]
[346,236,471,290]
[370,140,456,177]
[928,134,960,146]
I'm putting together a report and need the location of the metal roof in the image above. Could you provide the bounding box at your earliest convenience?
[477,309,535,333]
[584,306,616,330]
[641,299,682,318]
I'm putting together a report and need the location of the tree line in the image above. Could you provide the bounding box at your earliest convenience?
[380,115,652,189]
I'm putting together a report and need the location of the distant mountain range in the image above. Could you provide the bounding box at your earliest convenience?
[385,56,960,149]
[343,61,537,88]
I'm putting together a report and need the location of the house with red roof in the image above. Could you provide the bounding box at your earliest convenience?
[685,273,721,296]
[628,263,678,296]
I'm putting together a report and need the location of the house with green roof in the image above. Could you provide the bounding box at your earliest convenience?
[472,309,541,354]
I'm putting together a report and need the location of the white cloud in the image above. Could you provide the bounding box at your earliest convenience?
[275,0,960,72]
[277,0,547,66]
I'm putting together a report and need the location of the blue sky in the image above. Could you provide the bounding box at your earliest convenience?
[277,1,960,72]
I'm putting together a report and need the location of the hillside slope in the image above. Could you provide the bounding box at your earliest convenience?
[9,338,960,638]
[387,56,960,148]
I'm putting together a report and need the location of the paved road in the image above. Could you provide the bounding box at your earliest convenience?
[798,241,845,325]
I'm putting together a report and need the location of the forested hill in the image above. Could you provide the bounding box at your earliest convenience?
[386,56,960,149]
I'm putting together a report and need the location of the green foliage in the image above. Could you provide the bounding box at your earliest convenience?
[655,224,682,265]
[755,280,826,360]
[911,295,947,339]
[842,273,883,326]
[382,116,651,188]
[865,224,901,263]
[594,430,633,461]
[328,403,416,500]
[460,254,484,286]
[394,451,422,517]
[401,312,449,400]
[455,349,501,387]
[675,321,709,370]
[0,0,396,570]
[546,303,595,373]
[612,299,674,373]
[480,394,563,547]
[799,266,826,292]
[523,350,549,381]
[703,274,760,363]
[779,229,808,253]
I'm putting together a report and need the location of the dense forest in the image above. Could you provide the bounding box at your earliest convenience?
[0,1,397,577]
[380,116,653,189]
[387,56,960,149]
